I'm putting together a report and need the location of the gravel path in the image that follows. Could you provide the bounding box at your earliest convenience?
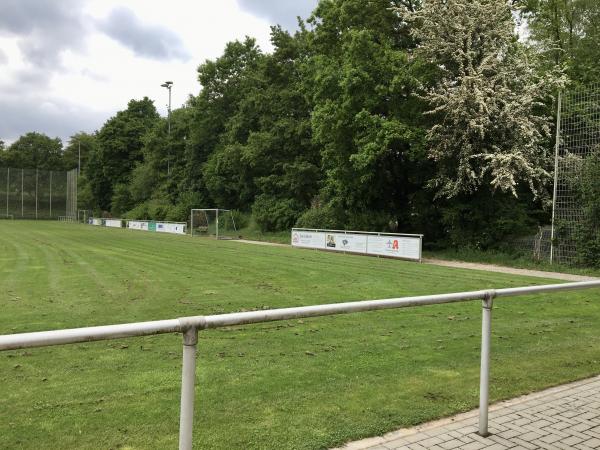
[423,258,597,282]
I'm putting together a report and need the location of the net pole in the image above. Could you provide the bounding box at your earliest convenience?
[231,211,237,234]
[66,171,70,219]
[6,168,8,217]
[550,91,562,264]
[216,209,219,240]
[50,171,53,218]
[35,169,38,220]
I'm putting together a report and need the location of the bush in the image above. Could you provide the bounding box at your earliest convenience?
[252,195,304,232]
[295,205,344,229]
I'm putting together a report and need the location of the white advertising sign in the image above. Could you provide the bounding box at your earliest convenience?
[324,233,367,254]
[156,222,186,235]
[91,218,102,226]
[128,221,149,231]
[291,230,326,249]
[291,229,422,261]
[367,236,420,261]
[105,219,123,228]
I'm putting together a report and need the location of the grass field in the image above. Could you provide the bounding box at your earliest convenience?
[1,222,600,449]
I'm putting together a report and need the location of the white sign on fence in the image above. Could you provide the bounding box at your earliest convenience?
[91,218,102,226]
[128,221,149,231]
[105,219,123,228]
[291,230,326,249]
[291,228,422,261]
[156,222,187,235]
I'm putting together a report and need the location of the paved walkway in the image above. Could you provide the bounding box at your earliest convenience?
[333,376,600,450]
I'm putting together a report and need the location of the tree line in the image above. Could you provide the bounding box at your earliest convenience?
[1,0,598,249]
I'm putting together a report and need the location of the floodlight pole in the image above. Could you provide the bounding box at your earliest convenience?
[161,81,173,175]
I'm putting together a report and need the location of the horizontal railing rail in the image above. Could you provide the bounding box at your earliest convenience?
[1,280,599,449]
[292,227,424,238]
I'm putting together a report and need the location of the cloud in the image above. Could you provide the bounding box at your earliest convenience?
[0,49,7,65]
[98,7,191,62]
[236,0,318,30]
[0,0,88,69]
[0,94,107,144]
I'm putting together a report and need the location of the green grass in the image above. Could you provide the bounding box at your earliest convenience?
[1,222,600,449]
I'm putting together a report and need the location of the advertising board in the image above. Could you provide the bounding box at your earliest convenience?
[105,219,123,228]
[291,228,422,261]
[156,222,187,235]
[128,221,150,231]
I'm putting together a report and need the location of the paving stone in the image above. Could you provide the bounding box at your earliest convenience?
[437,439,463,449]
[459,442,487,450]
[560,435,585,446]
[333,376,600,450]
[580,437,600,448]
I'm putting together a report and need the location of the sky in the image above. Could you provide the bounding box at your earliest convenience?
[0,0,318,145]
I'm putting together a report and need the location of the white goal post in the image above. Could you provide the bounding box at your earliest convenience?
[190,209,238,239]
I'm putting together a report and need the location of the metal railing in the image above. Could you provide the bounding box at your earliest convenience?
[1,280,600,449]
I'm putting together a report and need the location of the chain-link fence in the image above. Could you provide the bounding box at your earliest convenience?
[551,84,600,264]
[0,167,78,219]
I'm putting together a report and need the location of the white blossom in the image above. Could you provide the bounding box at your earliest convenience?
[407,0,565,199]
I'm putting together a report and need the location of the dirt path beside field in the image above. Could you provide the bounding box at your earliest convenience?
[423,258,597,281]
[234,239,597,281]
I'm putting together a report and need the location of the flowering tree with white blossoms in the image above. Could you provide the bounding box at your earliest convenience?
[409,0,565,200]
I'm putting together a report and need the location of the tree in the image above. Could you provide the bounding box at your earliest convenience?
[62,132,97,172]
[412,0,564,200]
[519,0,600,84]
[303,0,428,231]
[87,98,159,211]
[3,132,64,170]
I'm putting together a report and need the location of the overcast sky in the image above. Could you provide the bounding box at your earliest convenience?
[0,0,318,145]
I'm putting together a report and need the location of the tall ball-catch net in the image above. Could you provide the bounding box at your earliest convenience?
[190,209,238,239]
[0,167,78,219]
[551,84,600,264]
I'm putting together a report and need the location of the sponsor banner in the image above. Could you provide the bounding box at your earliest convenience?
[91,218,102,226]
[367,236,420,261]
[291,230,326,249]
[325,233,367,253]
[128,221,150,231]
[291,229,422,261]
[156,222,187,235]
[105,219,123,228]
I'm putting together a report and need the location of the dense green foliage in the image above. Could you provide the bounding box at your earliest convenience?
[3,222,600,449]
[1,0,599,249]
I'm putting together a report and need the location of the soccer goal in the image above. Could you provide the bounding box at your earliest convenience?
[78,210,92,224]
[190,209,238,239]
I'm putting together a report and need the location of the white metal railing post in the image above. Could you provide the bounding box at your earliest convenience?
[478,290,495,436]
[179,327,199,450]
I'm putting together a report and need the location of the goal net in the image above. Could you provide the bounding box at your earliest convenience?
[190,209,238,239]
[551,84,600,264]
